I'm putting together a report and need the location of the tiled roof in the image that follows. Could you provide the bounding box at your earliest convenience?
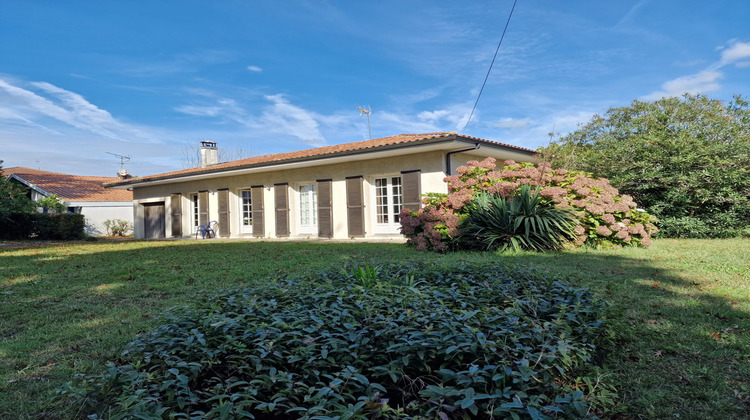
[3,167,133,202]
[107,132,535,187]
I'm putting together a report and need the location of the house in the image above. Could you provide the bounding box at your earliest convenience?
[105,132,537,240]
[4,167,134,236]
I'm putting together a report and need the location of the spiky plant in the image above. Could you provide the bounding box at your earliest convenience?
[461,184,578,252]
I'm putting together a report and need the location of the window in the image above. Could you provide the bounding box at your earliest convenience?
[190,194,199,232]
[374,176,402,233]
[298,184,317,234]
[240,189,253,234]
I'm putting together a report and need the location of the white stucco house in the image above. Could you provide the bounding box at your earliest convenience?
[105,132,537,240]
[4,167,134,236]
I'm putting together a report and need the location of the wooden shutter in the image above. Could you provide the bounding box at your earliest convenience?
[317,179,333,238]
[170,193,182,237]
[401,170,422,211]
[217,189,230,237]
[198,191,209,226]
[346,176,365,237]
[274,183,290,237]
[251,185,264,237]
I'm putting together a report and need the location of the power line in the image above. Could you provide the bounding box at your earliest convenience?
[461,0,519,133]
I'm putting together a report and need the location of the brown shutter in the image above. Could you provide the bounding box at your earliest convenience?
[170,193,182,237]
[401,170,422,211]
[198,191,209,226]
[251,185,264,237]
[218,189,230,237]
[274,183,290,237]
[346,176,365,237]
[317,179,333,238]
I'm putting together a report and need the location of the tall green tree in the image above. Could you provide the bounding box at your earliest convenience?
[0,161,35,217]
[540,94,750,238]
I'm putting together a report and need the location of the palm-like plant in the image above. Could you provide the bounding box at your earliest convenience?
[461,184,578,252]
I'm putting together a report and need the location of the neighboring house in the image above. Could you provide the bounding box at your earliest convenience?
[105,132,537,240]
[4,167,134,236]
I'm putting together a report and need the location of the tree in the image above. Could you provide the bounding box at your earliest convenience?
[540,94,750,238]
[38,194,67,213]
[0,161,35,218]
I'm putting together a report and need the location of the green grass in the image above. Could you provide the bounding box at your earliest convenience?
[1,238,748,419]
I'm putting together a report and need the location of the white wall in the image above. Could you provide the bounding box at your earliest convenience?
[72,201,134,236]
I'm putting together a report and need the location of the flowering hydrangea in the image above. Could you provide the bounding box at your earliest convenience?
[401,157,658,251]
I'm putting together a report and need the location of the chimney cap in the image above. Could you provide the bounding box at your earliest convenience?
[200,141,217,148]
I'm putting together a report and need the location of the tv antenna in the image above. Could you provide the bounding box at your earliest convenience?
[356,105,372,140]
[106,152,131,177]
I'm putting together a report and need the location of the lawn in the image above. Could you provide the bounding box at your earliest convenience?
[1,238,748,419]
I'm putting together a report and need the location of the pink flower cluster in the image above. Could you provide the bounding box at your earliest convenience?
[402,157,658,251]
[399,206,462,252]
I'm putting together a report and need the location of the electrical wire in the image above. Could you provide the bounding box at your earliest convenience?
[461,0,519,133]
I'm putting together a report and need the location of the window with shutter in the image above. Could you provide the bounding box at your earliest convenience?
[218,189,230,237]
[317,179,332,238]
[275,183,290,237]
[170,193,182,237]
[346,176,365,237]
[198,191,209,226]
[251,185,264,237]
[401,170,421,211]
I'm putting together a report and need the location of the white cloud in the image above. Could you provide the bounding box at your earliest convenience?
[255,94,326,146]
[642,39,748,101]
[492,117,531,128]
[643,70,722,100]
[0,78,148,140]
[247,65,263,72]
[719,41,750,65]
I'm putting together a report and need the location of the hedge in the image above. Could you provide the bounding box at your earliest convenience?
[0,213,85,240]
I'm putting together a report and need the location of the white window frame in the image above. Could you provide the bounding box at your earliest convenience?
[190,193,199,233]
[297,183,318,235]
[371,175,403,234]
[239,189,253,234]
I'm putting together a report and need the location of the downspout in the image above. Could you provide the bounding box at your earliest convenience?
[445,144,480,175]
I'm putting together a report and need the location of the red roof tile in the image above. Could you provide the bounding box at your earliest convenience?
[107,132,535,187]
[3,167,133,202]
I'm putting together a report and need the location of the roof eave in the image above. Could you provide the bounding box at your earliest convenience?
[106,134,535,189]
[9,175,51,197]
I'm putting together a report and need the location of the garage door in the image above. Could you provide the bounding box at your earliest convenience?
[143,202,166,239]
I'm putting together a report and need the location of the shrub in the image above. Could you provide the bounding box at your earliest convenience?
[402,158,658,251]
[461,185,578,252]
[38,194,67,213]
[540,94,750,239]
[61,262,612,419]
[0,213,84,240]
[103,219,133,236]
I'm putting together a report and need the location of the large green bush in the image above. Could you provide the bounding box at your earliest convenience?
[541,94,750,238]
[62,263,611,419]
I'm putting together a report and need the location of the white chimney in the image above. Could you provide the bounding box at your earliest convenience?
[200,141,218,167]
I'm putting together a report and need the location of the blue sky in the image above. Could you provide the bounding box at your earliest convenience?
[1,1,749,176]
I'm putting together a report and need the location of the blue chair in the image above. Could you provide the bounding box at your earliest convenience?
[196,221,218,239]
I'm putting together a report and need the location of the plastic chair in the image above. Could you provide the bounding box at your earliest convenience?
[196,221,218,239]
